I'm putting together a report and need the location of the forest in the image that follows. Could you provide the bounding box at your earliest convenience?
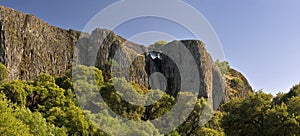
[0,62,299,136]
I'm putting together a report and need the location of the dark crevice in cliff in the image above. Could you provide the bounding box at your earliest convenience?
[149,51,162,71]
[22,14,30,33]
[146,50,181,97]
[0,22,6,64]
[20,14,31,80]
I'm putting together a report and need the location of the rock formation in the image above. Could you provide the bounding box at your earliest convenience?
[222,68,253,102]
[0,6,252,109]
[0,6,81,80]
[76,28,149,87]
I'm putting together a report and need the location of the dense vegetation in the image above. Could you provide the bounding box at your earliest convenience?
[0,63,299,136]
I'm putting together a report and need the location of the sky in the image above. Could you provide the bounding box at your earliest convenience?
[0,0,299,95]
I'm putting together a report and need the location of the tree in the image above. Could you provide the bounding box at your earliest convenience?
[100,78,146,120]
[26,73,67,112]
[175,97,224,136]
[221,90,300,136]
[0,80,28,106]
[221,91,273,136]
[0,66,109,135]
[15,108,67,136]
[265,102,299,135]
[273,83,300,105]
[142,93,175,121]
[0,94,33,136]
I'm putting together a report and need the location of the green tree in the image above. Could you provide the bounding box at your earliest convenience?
[16,108,67,136]
[222,90,300,136]
[0,66,108,135]
[0,80,28,106]
[273,83,300,105]
[0,94,32,136]
[221,91,273,136]
[175,97,224,136]
[143,93,175,120]
[26,73,67,112]
[265,102,299,135]
[100,78,146,120]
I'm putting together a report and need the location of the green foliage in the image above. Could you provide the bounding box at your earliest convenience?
[0,69,105,136]
[273,83,300,105]
[221,90,300,136]
[71,65,104,89]
[0,63,8,82]
[143,93,175,120]
[166,131,180,136]
[105,58,119,67]
[0,94,33,136]
[0,64,299,135]
[197,127,224,136]
[16,108,67,136]
[0,80,28,106]
[28,73,67,113]
[86,111,160,136]
[265,102,300,135]
[230,77,244,87]
[148,40,168,50]
[154,40,168,45]
[0,93,67,136]
[100,78,146,120]
[36,73,56,83]
[214,60,230,75]
[63,105,90,135]
[175,97,225,135]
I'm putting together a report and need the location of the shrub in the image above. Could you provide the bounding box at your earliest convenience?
[0,63,8,82]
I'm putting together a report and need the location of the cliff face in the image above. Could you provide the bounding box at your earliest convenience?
[76,28,149,87]
[0,6,252,108]
[0,6,80,80]
[146,40,217,105]
[223,68,253,102]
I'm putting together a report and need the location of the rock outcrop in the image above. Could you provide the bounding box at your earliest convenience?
[0,6,252,109]
[222,68,253,103]
[0,6,80,80]
[76,28,149,87]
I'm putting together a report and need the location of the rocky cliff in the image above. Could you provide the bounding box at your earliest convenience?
[222,68,253,102]
[0,6,252,108]
[0,6,81,80]
[76,28,149,87]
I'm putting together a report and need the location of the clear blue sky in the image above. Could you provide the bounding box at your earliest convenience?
[1,0,300,95]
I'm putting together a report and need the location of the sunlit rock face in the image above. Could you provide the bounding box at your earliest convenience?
[146,41,215,103]
[0,6,252,109]
[76,28,149,88]
[0,6,80,80]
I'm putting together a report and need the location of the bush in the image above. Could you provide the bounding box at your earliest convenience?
[214,60,230,75]
[0,63,8,81]
[230,77,243,87]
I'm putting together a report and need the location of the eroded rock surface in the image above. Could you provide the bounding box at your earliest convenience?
[0,6,252,109]
[0,6,80,80]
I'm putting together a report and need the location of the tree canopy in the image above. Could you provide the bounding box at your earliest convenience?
[0,64,299,135]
